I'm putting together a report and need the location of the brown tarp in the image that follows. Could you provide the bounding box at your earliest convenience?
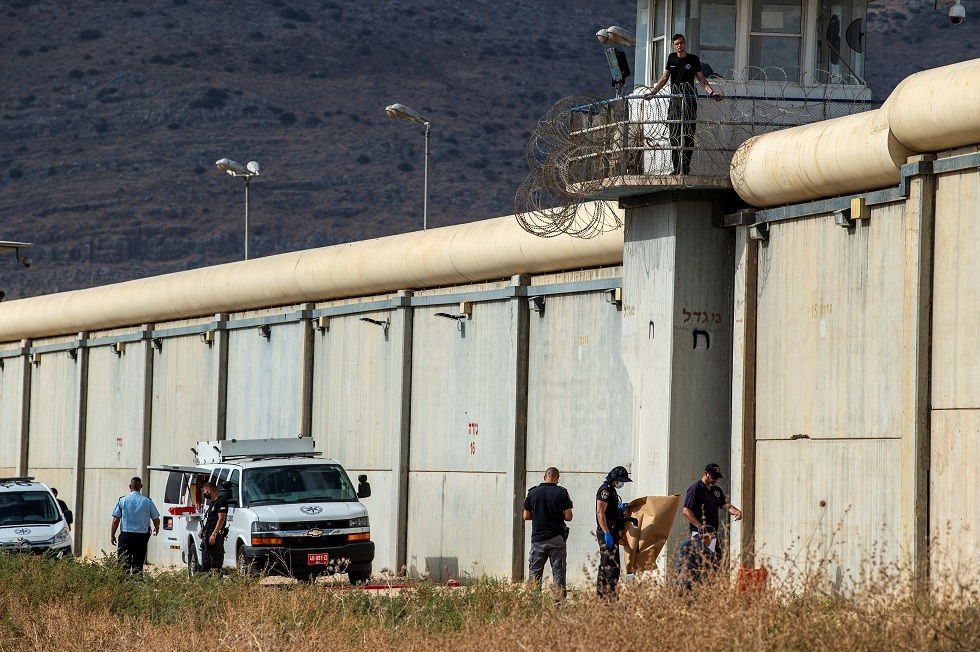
[621,495,681,573]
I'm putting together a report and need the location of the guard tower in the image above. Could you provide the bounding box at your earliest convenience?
[514,1,881,554]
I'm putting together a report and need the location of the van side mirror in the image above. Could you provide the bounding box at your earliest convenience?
[357,474,371,499]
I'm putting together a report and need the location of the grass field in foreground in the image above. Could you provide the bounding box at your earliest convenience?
[0,555,976,651]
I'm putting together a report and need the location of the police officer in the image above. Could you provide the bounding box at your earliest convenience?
[110,476,161,573]
[595,465,632,596]
[682,463,742,569]
[198,481,229,573]
[523,466,574,596]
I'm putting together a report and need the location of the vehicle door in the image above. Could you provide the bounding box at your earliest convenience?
[209,466,238,566]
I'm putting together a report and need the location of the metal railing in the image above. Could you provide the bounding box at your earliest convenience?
[516,80,881,238]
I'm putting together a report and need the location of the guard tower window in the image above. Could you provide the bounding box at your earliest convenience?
[814,0,868,84]
[699,0,738,78]
[749,0,803,79]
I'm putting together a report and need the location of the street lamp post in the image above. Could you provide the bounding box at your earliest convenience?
[215,158,261,260]
[385,103,431,231]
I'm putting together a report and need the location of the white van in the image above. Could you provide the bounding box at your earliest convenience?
[0,477,73,558]
[150,438,373,582]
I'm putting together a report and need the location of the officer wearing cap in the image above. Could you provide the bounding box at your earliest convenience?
[595,465,632,596]
[682,463,742,566]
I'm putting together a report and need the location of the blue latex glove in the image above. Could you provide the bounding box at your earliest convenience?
[619,501,628,513]
[604,532,615,550]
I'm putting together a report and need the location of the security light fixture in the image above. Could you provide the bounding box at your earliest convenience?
[604,47,632,96]
[386,103,431,231]
[1,241,34,268]
[215,157,261,260]
[359,316,390,338]
[596,26,636,48]
[66,349,78,361]
[434,312,466,321]
[152,338,164,352]
[529,296,546,315]
[748,223,769,241]
[257,324,271,340]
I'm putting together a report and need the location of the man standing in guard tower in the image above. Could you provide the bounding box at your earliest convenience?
[595,465,632,596]
[643,34,723,175]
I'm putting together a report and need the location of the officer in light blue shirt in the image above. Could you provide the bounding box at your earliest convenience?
[110,476,160,573]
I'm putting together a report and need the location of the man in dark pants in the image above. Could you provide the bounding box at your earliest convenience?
[110,477,161,573]
[673,525,717,591]
[198,481,229,573]
[643,34,723,175]
[523,467,574,596]
[682,463,742,569]
[595,465,632,597]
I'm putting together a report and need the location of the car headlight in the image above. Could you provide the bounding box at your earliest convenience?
[52,527,72,546]
[251,521,280,532]
[349,515,369,528]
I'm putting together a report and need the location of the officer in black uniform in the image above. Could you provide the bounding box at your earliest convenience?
[595,465,632,596]
[198,481,229,573]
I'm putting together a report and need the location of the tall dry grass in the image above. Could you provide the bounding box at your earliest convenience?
[0,554,976,651]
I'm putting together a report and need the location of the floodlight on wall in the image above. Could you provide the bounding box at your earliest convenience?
[529,296,546,315]
[152,338,163,352]
[748,222,769,241]
[66,349,78,361]
[201,330,215,346]
[606,287,623,306]
[315,316,330,333]
[257,324,271,340]
[833,208,854,229]
[596,26,636,48]
[385,103,431,231]
[359,316,390,338]
[113,342,126,355]
[215,157,261,260]
[434,301,473,321]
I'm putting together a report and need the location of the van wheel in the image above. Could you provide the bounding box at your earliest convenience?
[187,544,199,578]
[348,569,371,585]
[236,545,253,577]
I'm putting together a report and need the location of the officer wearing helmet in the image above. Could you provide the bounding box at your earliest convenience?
[595,465,632,596]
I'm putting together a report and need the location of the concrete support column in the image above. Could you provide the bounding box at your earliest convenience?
[729,222,758,568]
[620,195,735,554]
[900,154,936,593]
[139,324,154,491]
[394,290,415,575]
[508,274,531,581]
[298,304,315,438]
[71,332,90,552]
[16,339,32,476]
[211,314,229,441]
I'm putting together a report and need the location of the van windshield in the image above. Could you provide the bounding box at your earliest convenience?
[0,490,63,527]
[242,464,357,506]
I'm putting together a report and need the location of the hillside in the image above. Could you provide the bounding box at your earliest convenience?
[0,0,974,300]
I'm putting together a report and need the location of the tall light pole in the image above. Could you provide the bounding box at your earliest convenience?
[215,158,261,260]
[385,103,431,231]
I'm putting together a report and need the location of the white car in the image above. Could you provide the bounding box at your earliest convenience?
[0,477,73,558]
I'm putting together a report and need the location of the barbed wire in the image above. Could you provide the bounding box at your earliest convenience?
[515,68,881,238]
